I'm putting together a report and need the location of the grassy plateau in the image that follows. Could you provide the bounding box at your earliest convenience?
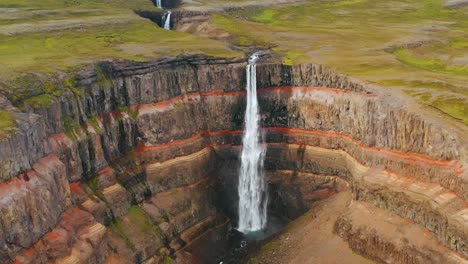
[209,0,468,124]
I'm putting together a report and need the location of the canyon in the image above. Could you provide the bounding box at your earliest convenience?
[0,54,466,264]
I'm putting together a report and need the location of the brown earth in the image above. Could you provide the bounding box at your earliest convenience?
[249,191,373,264]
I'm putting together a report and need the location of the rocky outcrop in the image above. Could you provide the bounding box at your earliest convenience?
[0,108,51,182]
[335,201,466,264]
[0,55,466,263]
[0,155,71,261]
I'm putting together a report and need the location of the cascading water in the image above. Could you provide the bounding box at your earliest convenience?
[163,11,171,30]
[237,52,268,233]
[156,0,162,8]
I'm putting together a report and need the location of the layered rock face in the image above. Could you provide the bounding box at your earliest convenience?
[0,55,466,263]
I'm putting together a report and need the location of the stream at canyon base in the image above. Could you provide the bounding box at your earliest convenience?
[181,213,287,264]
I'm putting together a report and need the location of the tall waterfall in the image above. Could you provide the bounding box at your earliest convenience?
[163,11,171,30]
[156,0,162,8]
[237,52,268,233]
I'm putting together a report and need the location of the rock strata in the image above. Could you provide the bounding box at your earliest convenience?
[0,55,466,263]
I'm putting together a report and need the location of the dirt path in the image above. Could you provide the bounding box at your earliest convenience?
[248,191,374,264]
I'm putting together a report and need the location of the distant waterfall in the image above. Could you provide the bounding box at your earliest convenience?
[163,11,171,30]
[237,52,268,233]
[156,0,162,8]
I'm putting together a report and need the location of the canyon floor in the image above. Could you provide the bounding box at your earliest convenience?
[249,191,373,264]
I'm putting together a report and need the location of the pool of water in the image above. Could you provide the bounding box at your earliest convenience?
[180,213,287,264]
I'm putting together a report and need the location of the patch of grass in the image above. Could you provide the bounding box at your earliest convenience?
[393,48,468,76]
[5,74,66,109]
[213,0,468,124]
[452,39,468,49]
[109,205,161,251]
[87,177,99,193]
[0,0,156,10]
[128,205,158,233]
[62,114,80,141]
[24,94,55,108]
[0,110,16,140]
[110,219,136,250]
[163,256,174,264]
[272,48,304,65]
[432,97,468,124]
[0,20,239,81]
[212,14,273,48]
[253,9,279,24]
[88,116,103,134]
[0,2,241,96]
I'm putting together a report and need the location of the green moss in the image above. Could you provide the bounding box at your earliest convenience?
[87,177,99,193]
[128,109,139,119]
[109,205,166,251]
[163,256,174,264]
[88,117,103,134]
[95,64,112,87]
[254,9,279,24]
[62,114,80,141]
[212,14,273,48]
[452,40,468,49]
[63,77,83,96]
[393,48,468,76]
[273,48,303,65]
[432,97,468,125]
[110,219,136,251]
[0,110,16,139]
[128,206,158,233]
[214,0,468,124]
[24,94,55,108]
[0,8,241,86]
[0,0,156,10]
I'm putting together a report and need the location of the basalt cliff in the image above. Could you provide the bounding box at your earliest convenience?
[0,55,467,264]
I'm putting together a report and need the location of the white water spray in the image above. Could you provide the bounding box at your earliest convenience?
[163,11,171,30]
[237,52,268,233]
[156,0,162,8]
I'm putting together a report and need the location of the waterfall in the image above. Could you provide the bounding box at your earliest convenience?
[163,11,171,30]
[237,52,268,233]
[156,0,162,8]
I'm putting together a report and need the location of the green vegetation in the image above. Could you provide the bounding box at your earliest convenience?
[127,205,159,233]
[0,21,239,80]
[1,0,467,125]
[110,205,162,250]
[163,256,174,264]
[432,97,468,125]
[0,0,156,10]
[62,114,80,140]
[110,219,136,250]
[212,14,272,47]
[0,110,16,139]
[211,0,468,124]
[394,48,468,76]
[24,94,55,108]
[0,0,241,107]
[87,177,99,193]
[88,117,103,134]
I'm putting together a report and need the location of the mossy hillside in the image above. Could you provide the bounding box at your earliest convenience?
[0,0,160,28]
[110,205,163,251]
[0,20,241,113]
[213,0,468,124]
[0,0,156,9]
[0,0,241,111]
[0,110,16,140]
[0,20,239,79]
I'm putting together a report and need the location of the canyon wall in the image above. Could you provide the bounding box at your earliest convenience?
[0,55,466,263]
